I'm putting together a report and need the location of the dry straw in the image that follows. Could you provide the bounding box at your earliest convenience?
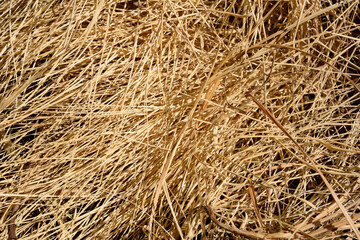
[1,0,359,239]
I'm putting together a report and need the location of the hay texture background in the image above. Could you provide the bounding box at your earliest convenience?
[1,0,360,239]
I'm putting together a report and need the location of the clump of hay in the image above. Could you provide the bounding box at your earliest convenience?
[1,0,359,239]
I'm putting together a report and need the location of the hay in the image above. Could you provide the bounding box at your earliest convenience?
[1,0,359,239]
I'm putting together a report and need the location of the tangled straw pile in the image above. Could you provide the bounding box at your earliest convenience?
[1,0,360,239]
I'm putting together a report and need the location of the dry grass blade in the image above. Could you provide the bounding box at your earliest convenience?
[0,0,359,239]
[309,212,360,237]
[162,181,184,240]
[7,205,19,240]
[248,93,360,238]
[248,182,265,230]
[204,205,297,239]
